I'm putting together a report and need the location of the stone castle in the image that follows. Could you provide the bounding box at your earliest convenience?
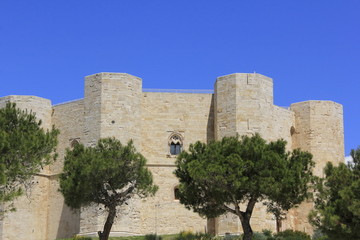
[0,72,344,240]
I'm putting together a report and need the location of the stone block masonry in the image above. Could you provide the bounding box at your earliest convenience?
[0,72,344,240]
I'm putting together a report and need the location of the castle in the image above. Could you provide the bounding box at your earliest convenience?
[0,72,344,240]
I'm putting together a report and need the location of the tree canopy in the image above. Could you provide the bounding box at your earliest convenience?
[174,134,314,240]
[0,102,59,212]
[59,137,158,240]
[309,147,360,239]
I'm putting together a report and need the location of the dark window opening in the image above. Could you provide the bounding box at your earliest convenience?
[70,139,80,148]
[174,187,180,200]
[170,143,181,155]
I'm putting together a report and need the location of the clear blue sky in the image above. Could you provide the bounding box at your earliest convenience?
[0,1,359,156]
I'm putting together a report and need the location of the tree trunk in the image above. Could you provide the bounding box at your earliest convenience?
[236,197,256,240]
[276,216,282,233]
[98,205,117,240]
[239,214,253,240]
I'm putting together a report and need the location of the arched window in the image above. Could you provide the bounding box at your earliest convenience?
[168,133,183,156]
[70,138,80,148]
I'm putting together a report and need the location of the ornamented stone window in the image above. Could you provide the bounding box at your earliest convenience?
[168,133,183,156]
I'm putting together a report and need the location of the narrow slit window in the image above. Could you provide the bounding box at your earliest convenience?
[174,187,180,200]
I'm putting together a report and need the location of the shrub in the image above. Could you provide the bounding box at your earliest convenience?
[261,230,273,238]
[174,231,196,240]
[273,230,311,240]
[145,234,163,240]
[223,234,241,240]
[238,232,267,240]
[251,232,267,240]
[312,230,329,240]
[174,231,213,240]
[71,236,92,240]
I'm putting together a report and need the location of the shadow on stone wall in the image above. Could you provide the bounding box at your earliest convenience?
[206,94,215,143]
[55,202,80,239]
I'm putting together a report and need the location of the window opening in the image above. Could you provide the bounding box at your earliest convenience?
[169,133,183,156]
[174,186,180,200]
[70,139,80,148]
[170,143,181,155]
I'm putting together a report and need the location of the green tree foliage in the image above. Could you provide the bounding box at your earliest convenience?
[309,147,360,239]
[0,102,59,212]
[263,148,315,233]
[59,137,158,240]
[174,134,314,240]
[272,229,311,240]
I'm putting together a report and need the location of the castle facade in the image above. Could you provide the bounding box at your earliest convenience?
[0,73,344,240]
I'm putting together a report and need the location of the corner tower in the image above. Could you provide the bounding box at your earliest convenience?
[81,72,143,235]
[214,73,273,140]
[290,101,344,176]
[84,72,142,147]
[0,96,52,240]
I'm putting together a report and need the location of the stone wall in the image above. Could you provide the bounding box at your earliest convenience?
[215,73,274,139]
[0,72,345,240]
[214,73,295,234]
[0,96,52,240]
[284,100,345,233]
[46,100,84,240]
[78,75,214,236]
[291,101,344,176]
[80,73,145,235]
[138,91,214,234]
[141,92,214,164]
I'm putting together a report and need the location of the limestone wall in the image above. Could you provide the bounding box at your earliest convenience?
[214,74,237,139]
[81,73,145,235]
[84,73,102,147]
[214,74,295,234]
[286,100,345,233]
[51,100,84,174]
[215,73,274,139]
[270,106,295,148]
[0,96,52,240]
[141,92,214,164]
[291,101,344,176]
[46,100,84,240]
[139,166,208,235]
[0,72,345,240]
[138,92,214,234]
[98,73,143,149]
[79,76,214,236]
[217,203,277,235]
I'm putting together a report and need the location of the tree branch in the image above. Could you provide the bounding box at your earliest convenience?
[245,196,257,217]
[222,204,237,215]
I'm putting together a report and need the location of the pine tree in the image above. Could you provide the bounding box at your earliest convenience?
[309,147,360,239]
[0,102,59,212]
[59,137,158,240]
[174,134,314,240]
